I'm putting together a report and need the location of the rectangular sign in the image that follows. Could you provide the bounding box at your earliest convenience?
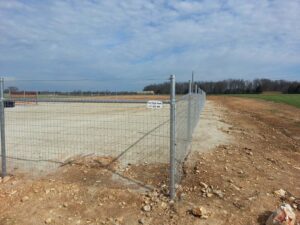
[146,100,163,109]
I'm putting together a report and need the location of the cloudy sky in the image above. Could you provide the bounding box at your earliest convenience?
[0,0,299,91]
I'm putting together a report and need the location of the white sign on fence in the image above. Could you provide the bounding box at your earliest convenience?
[147,100,163,109]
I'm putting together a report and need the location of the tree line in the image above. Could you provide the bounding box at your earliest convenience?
[143,79,300,94]
[4,87,138,96]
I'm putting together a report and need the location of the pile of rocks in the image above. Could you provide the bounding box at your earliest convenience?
[141,188,170,214]
[199,182,225,199]
[266,203,296,225]
[274,189,300,210]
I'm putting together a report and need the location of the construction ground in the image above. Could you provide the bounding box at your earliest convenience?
[0,96,299,225]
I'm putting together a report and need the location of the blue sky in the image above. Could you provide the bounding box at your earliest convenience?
[0,0,299,91]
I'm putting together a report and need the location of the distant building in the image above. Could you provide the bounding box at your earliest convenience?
[137,91,154,95]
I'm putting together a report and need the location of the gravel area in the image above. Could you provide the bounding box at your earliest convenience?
[4,102,170,173]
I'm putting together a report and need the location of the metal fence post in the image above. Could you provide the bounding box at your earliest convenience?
[191,72,194,93]
[193,84,198,128]
[170,75,176,199]
[0,77,6,177]
[187,80,192,141]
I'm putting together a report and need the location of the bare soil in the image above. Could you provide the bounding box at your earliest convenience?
[0,96,299,225]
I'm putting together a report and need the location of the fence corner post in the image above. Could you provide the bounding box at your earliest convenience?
[0,77,6,178]
[169,74,176,200]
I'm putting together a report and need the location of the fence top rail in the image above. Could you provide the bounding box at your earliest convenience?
[7,97,171,104]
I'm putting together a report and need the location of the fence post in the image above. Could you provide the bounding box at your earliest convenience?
[0,77,6,177]
[187,80,192,141]
[169,74,176,199]
[191,72,194,93]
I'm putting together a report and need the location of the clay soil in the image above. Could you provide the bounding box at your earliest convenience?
[0,96,299,225]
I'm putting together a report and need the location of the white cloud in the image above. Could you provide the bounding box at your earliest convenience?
[0,0,28,10]
[0,0,299,90]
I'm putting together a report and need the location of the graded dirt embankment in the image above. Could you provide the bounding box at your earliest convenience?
[181,96,300,224]
[0,96,299,225]
[189,100,232,154]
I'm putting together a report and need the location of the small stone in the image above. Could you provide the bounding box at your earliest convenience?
[191,207,202,217]
[201,214,209,219]
[246,151,253,156]
[248,196,256,201]
[2,176,10,183]
[63,202,68,208]
[21,196,29,202]
[206,193,213,198]
[160,202,168,209]
[200,182,208,189]
[191,206,208,219]
[142,205,151,212]
[45,218,52,224]
[138,218,145,224]
[213,190,224,198]
[274,189,286,197]
[289,196,296,201]
[231,184,241,191]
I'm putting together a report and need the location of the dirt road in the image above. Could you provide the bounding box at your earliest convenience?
[0,96,299,225]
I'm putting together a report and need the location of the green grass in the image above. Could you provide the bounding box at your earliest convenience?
[231,94,300,108]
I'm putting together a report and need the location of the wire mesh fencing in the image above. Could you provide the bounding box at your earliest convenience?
[175,91,206,184]
[0,76,206,199]
[4,100,170,171]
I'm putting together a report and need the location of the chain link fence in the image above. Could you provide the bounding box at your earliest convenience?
[0,76,205,199]
[175,92,205,181]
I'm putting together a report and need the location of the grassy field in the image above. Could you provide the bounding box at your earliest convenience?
[231,93,300,108]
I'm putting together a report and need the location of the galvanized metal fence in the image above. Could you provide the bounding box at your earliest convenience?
[0,75,205,199]
[170,78,206,198]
